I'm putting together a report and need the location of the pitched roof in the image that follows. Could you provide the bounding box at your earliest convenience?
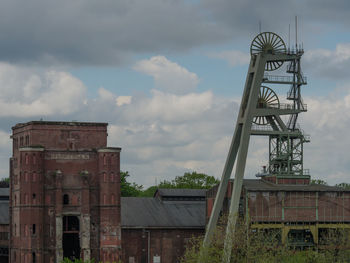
[0,201,9,224]
[121,197,205,228]
[242,179,349,192]
[0,188,9,197]
[155,188,207,198]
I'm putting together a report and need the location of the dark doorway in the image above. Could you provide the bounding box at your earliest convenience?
[62,216,80,260]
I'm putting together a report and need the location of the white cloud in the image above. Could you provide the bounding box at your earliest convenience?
[98,87,116,101]
[208,50,250,67]
[133,56,199,95]
[304,43,350,79]
[116,96,132,106]
[0,63,86,117]
[0,56,349,188]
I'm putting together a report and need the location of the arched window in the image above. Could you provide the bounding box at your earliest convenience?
[63,194,69,205]
[33,154,36,165]
[103,154,107,165]
[110,172,114,182]
[24,172,28,182]
[32,172,37,182]
[103,194,107,205]
[25,154,29,165]
[111,194,115,205]
[103,172,107,183]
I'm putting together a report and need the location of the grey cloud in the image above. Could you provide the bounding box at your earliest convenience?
[0,0,228,66]
[1,0,350,67]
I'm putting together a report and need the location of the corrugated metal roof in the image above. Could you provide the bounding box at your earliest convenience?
[0,188,9,196]
[155,188,207,197]
[242,179,349,192]
[121,197,205,228]
[0,201,9,224]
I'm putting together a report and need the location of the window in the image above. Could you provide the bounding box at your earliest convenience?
[103,172,107,182]
[32,224,36,235]
[33,154,36,165]
[103,194,107,205]
[32,252,36,263]
[25,135,29,145]
[103,154,107,165]
[63,194,69,205]
[32,172,37,182]
[32,194,36,204]
[25,154,29,165]
[111,194,115,205]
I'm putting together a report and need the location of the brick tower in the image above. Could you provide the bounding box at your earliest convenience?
[9,121,121,263]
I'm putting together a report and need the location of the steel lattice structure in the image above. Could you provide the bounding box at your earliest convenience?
[202,32,310,262]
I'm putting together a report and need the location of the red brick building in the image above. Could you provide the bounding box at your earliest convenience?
[9,121,122,263]
[207,178,350,247]
[121,189,206,263]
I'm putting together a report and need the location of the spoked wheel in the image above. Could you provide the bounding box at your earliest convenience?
[253,86,280,125]
[250,32,286,71]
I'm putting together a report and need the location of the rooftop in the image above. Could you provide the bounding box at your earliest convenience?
[121,197,205,228]
[12,121,108,129]
[154,188,207,198]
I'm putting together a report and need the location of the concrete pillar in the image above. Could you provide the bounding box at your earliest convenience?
[55,216,63,263]
[81,214,91,260]
[282,225,289,245]
[310,225,318,244]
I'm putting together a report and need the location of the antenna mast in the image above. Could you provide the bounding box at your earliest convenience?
[295,16,298,50]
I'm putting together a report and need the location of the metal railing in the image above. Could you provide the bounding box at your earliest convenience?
[263,74,307,84]
[251,124,274,131]
[258,103,307,111]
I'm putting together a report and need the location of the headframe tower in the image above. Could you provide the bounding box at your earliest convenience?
[203,32,309,262]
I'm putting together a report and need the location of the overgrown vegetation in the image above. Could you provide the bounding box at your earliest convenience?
[181,217,350,263]
[121,171,219,197]
[0,177,9,188]
[60,258,121,263]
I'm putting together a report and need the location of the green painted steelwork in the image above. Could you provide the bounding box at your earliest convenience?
[203,32,311,263]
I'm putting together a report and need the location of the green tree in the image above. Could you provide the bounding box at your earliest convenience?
[310,179,328,185]
[335,183,350,189]
[0,177,9,188]
[120,171,143,197]
[139,185,158,197]
[158,172,219,189]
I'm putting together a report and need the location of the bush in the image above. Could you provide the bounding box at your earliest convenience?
[181,217,350,263]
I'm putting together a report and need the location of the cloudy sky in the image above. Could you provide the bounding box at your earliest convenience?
[0,0,349,187]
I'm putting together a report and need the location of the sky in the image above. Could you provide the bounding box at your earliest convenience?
[0,0,349,187]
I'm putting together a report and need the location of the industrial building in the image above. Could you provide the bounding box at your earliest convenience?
[9,121,122,262]
[0,119,344,263]
[207,179,350,247]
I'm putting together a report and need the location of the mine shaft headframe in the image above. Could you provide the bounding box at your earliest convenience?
[250,32,287,71]
[253,86,280,126]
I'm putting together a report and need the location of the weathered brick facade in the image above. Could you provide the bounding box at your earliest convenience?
[122,229,204,263]
[10,121,122,263]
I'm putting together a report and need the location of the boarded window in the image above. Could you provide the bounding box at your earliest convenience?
[63,194,69,205]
